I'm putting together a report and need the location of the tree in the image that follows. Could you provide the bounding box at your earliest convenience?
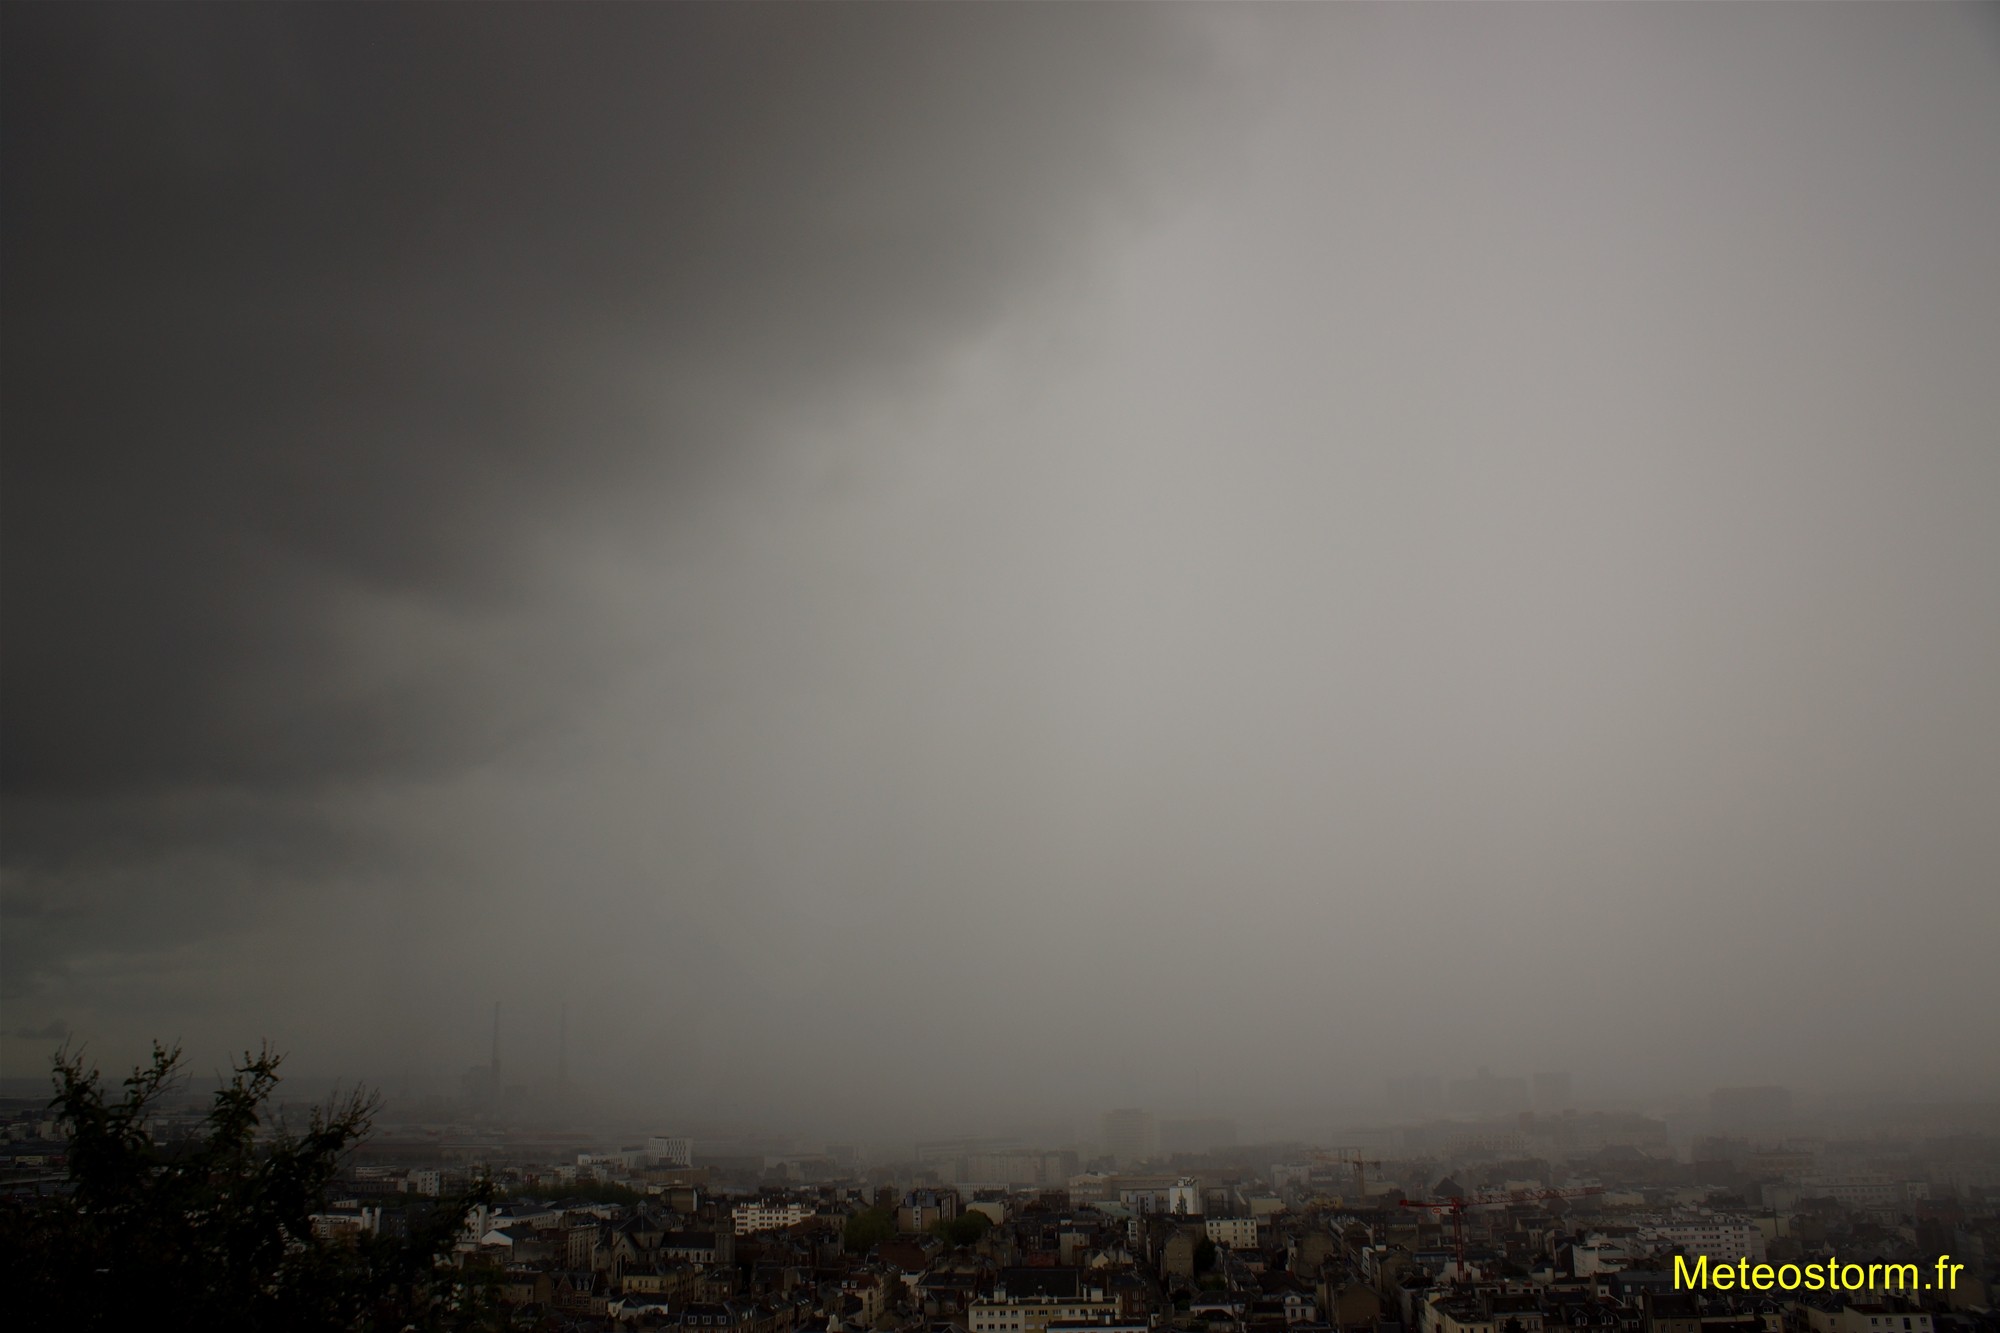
[843,1204,897,1254]
[929,1210,993,1247]
[1193,1235,1219,1274]
[1,1042,503,1333]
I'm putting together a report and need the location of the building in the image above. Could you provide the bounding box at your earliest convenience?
[1448,1069,1531,1117]
[1101,1110,1157,1167]
[648,1136,694,1168]
[959,1152,1073,1188]
[1798,1174,1923,1211]
[1387,1075,1445,1116]
[733,1201,813,1235]
[1162,1229,1199,1280]
[1802,1305,1934,1333]
[1428,1295,1495,1333]
[898,1189,959,1234]
[1205,1217,1258,1248]
[1709,1088,1791,1133]
[969,1269,1116,1333]
[1640,1219,1766,1263]
[1160,1118,1238,1155]
[1642,1292,1700,1333]
[918,1138,1023,1170]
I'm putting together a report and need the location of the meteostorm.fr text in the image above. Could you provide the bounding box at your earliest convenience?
[1674,1255,1966,1292]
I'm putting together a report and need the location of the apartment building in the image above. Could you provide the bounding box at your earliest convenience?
[968,1269,1116,1333]
[1206,1217,1259,1248]
[735,1201,814,1235]
[1639,1220,1765,1263]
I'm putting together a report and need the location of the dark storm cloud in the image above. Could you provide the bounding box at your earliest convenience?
[5,2,1994,1125]
[1,2,1233,797]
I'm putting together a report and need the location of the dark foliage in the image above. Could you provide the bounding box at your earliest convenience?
[842,1204,897,1254]
[927,1209,993,1247]
[0,1043,505,1332]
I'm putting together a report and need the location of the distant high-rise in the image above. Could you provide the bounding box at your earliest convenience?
[1386,1074,1444,1116]
[1447,1067,1530,1117]
[490,1001,502,1114]
[1100,1108,1157,1165]
[1533,1071,1573,1112]
[1711,1085,1792,1132]
[1159,1117,1237,1155]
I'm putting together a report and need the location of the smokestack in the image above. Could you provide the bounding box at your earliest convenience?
[558,1002,568,1092]
[491,1000,501,1110]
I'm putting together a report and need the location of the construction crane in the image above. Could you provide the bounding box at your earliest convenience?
[1310,1148,1386,1203]
[1399,1186,1604,1283]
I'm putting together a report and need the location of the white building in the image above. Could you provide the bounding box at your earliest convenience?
[734,1200,814,1234]
[1640,1219,1766,1263]
[1572,1239,1632,1276]
[1206,1216,1259,1248]
[969,1296,1118,1333]
[1805,1306,1933,1333]
[647,1135,693,1167]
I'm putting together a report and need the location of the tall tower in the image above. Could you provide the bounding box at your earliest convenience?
[558,1002,569,1093]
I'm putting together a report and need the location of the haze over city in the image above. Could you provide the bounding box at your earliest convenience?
[3,3,1997,1147]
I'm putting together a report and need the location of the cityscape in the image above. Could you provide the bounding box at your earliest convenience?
[6,1060,1995,1329]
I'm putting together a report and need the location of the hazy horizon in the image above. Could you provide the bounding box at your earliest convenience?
[4,4,1996,1146]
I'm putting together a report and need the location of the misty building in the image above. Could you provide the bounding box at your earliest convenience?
[1159,1117,1237,1155]
[458,1064,498,1109]
[1710,1086,1792,1133]
[1100,1108,1157,1166]
[958,1150,1077,1187]
[1533,1071,1573,1112]
[1386,1075,1444,1116]
[917,1136,1022,1167]
[1447,1068,1530,1117]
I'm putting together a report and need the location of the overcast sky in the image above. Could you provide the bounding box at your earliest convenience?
[4,3,1996,1142]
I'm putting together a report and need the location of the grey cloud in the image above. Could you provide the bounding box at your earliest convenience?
[3,3,1995,1129]
[3,1020,70,1043]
